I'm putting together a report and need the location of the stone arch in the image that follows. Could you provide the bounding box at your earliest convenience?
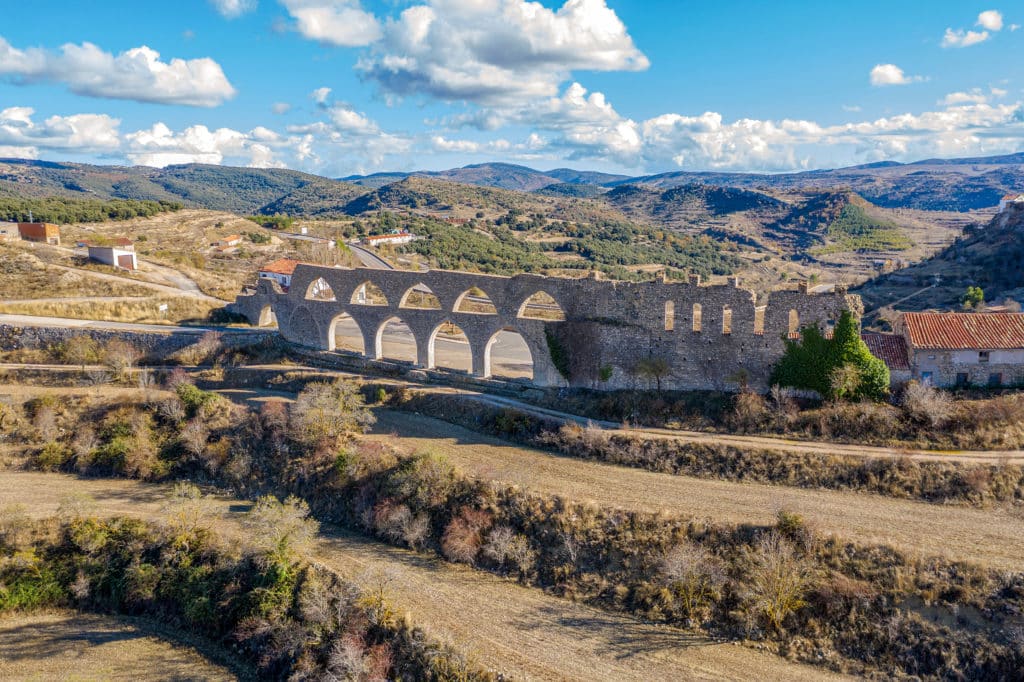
[454,287,498,315]
[788,309,800,339]
[427,320,473,373]
[305,277,336,301]
[722,306,733,335]
[692,303,703,332]
[484,327,534,380]
[257,304,276,327]
[664,301,675,331]
[328,312,365,354]
[517,291,567,321]
[399,283,442,309]
[351,280,389,306]
[375,316,417,363]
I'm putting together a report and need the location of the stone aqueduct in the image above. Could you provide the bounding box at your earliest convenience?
[230,264,861,391]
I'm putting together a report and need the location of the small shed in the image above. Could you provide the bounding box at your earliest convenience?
[87,238,137,270]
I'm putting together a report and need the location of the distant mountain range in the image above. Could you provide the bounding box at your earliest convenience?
[3,152,1022,215]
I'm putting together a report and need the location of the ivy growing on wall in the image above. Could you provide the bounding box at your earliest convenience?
[545,328,571,380]
[770,310,889,401]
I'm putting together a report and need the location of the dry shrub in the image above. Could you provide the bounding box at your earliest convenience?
[743,531,817,633]
[731,390,768,432]
[659,540,724,625]
[441,507,492,564]
[0,503,30,547]
[482,525,535,574]
[372,500,430,549]
[901,381,953,427]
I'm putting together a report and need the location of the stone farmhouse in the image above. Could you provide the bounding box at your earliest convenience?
[363,231,417,248]
[895,312,1024,387]
[231,263,858,391]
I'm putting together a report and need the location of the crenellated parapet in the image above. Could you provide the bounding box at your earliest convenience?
[230,265,861,391]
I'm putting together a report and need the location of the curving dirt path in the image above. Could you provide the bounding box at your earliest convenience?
[0,470,847,682]
[370,410,1024,571]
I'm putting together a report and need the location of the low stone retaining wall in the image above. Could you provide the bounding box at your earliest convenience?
[0,324,275,362]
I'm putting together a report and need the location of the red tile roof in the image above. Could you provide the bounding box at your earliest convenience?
[260,258,300,276]
[861,332,910,371]
[903,312,1024,350]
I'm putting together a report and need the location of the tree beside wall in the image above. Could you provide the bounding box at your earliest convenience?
[770,310,889,401]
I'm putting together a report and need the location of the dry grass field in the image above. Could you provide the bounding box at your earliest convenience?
[0,612,244,681]
[370,410,1024,571]
[0,470,844,681]
[0,245,153,300]
[0,296,221,325]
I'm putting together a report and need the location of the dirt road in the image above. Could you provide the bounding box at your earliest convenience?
[0,470,846,682]
[371,410,1024,571]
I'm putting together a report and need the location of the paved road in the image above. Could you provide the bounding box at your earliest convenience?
[0,313,263,334]
[348,242,395,269]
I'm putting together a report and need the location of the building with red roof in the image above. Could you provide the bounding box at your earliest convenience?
[258,258,301,290]
[896,312,1024,387]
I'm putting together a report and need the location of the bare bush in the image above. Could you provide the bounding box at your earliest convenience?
[441,508,492,564]
[902,381,953,426]
[743,531,817,632]
[660,540,725,625]
[103,339,139,378]
[57,492,97,522]
[156,397,187,424]
[731,390,767,431]
[61,335,100,370]
[32,405,58,443]
[483,526,535,575]
[373,500,429,549]
[0,503,30,547]
[179,418,208,457]
[244,494,319,567]
[291,379,376,446]
[162,481,214,537]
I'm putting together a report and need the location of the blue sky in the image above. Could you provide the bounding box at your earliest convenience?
[1,0,1022,175]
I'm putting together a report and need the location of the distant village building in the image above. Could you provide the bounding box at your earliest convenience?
[998,193,1024,213]
[363,231,416,248]
[258,258,300,291]
[87,238,137,270]
[17,222,60,245]
[895,312,1024,387]
[214,234,242,247]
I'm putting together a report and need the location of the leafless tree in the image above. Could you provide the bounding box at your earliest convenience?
[660,540,725,625]
[162,481,214,537]
[61,335,100,371]
[157,397,187,424]
[32,405,58,443]
[744,531,817,632]
[901,380,953,427]
[179,418,208,457]
[103,339,139,379]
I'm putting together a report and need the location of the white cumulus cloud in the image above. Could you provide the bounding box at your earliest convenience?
[0,106,121,157]
[279,0,382,47]
[942,27,990,47]
[870,63,924,86]
[357,0,649,105]
[0,37,236,107]
[977,10,1004,31]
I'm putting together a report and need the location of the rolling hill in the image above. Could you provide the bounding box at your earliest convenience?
[855,205,1024,312]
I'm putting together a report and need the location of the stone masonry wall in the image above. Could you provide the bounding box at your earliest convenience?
[0,324,273,362]
[230,265,861,391]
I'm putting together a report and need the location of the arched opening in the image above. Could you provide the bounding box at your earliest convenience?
[305,277,336,301]
[485,328,534,380]
[754,306,766,335]
[518,291,567,321]
[329,313,365,354]
[788,309,800,339]
[399,283,442,309]
[664,301,675,331]
[257,305,276,327]
[454,287,497,315]
[350,281,389,306]
[428,321,473,373]
[722,306,733,335]
[692,303,702,332]
[375,316,417,364]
